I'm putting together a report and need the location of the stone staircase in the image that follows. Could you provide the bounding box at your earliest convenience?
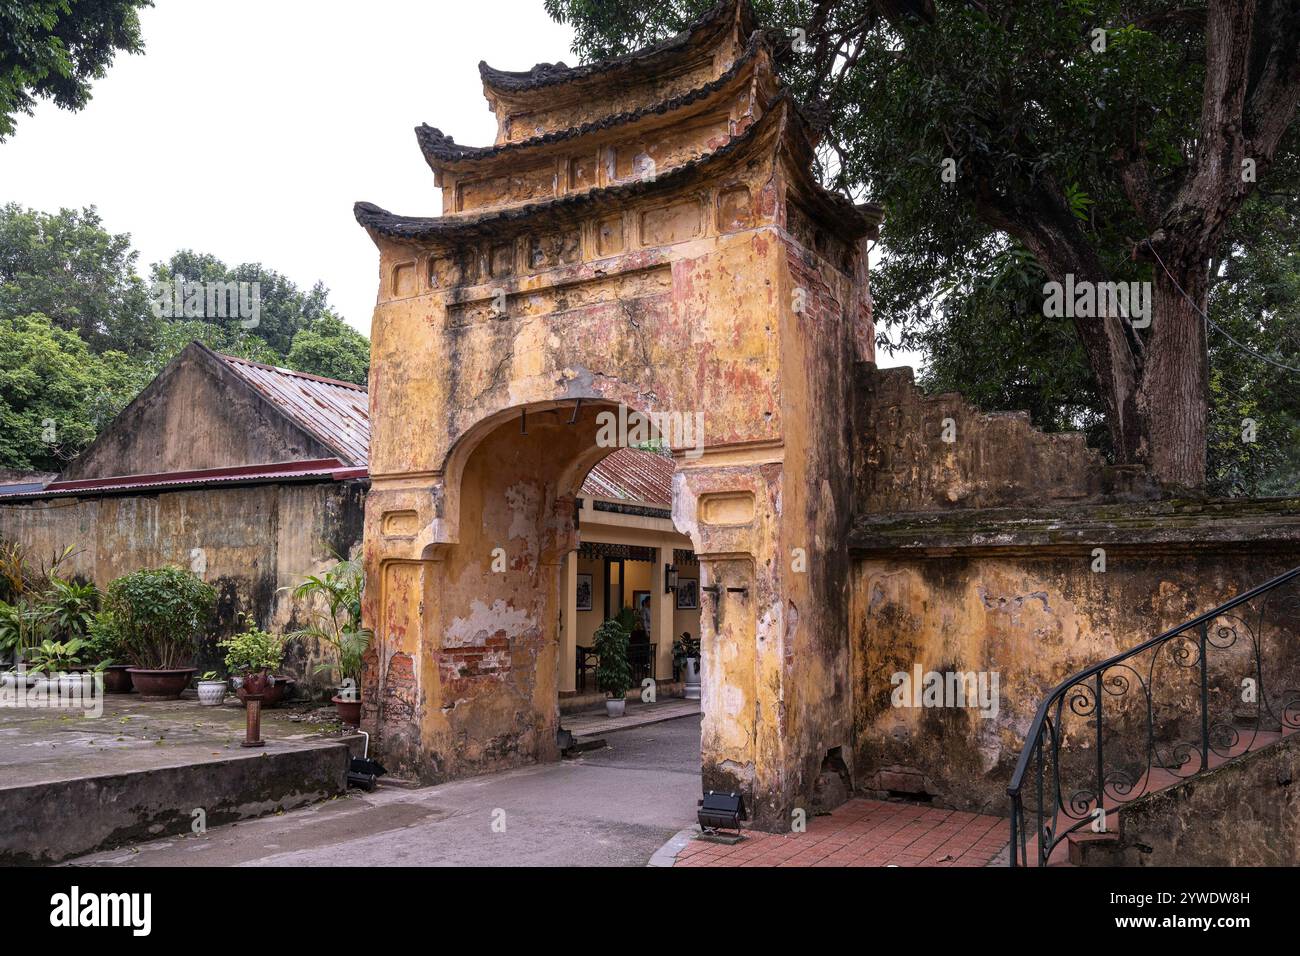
[1026,724,1299,866]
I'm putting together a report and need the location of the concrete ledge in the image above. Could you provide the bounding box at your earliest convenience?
[850,496,1300,557]
[0,740,350,865]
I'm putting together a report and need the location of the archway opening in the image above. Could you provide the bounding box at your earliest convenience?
[426,399,703,779]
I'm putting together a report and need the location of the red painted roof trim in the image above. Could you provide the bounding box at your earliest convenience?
[0,459,369,500]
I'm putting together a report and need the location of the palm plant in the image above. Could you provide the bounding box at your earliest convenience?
[287,558,372,692]
[0,543,75,662]
[46,578,99,642]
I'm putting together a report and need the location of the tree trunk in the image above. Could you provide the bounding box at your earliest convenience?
[1135,266,1209,490]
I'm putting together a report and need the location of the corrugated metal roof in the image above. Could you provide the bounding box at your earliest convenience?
[0,459,364,500]
[582,448,673,505]
[219,354,370,466]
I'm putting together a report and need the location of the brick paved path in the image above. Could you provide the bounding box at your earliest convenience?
[672,798,1009,867]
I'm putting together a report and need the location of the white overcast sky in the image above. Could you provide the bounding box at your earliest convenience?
[0,0,917,369]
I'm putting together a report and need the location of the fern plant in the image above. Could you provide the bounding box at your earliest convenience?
[287,558,372,689]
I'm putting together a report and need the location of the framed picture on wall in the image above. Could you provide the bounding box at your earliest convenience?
[676,577,698,610]
[576,573,593,611]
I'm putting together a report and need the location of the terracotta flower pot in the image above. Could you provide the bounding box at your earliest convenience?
[236,673,287,707]
[126,667,196,699]
[102,665,134,694]
[332,696,362,725]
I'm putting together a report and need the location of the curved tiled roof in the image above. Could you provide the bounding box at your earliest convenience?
[478,0,755,95]
[416,34,767,170]
[359,94,876,247]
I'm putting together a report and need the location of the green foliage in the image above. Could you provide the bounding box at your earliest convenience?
[218,617,286,675]
[44,576,98,641]
[25,637,84,672]
[147,250,339,357]
[0,314,146,470]
[593,615,633,698]
[672,631,700,667]
[0,540,77,657]
[0,1,151,140]
[286,314,370,385]
[82,608,124,665]
[0,601,20,656]
[288,558,372,687]
[0,203,158,352]
[916,240,1110,450]
[103,567,216,669]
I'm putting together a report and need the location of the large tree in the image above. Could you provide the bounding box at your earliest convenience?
[0,313,143,471]
[0,0,151,140]
[0,203,157,353]
[547,0,1300,490]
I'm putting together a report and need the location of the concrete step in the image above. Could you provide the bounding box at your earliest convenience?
[0,737,355,864]
[1066,829,1122,866]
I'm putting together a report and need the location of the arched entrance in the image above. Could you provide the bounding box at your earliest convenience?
[354,0,880,827]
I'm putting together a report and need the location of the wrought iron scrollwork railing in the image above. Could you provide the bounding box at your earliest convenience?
[1007,565,1300,867]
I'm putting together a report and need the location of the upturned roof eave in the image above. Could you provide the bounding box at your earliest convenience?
[476,0,755,99]
[415,33,772,175]
[357,93,873,248]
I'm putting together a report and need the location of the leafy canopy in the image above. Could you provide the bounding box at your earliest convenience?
[0,0,151,140]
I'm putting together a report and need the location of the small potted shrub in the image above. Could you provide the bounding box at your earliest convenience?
[219,618,289,708]
[85,610,132,693]
[106,567,216,699]
[196,670,227,706]
[288,558,372,724]
[673,631,701,699]
[593,616,633,717]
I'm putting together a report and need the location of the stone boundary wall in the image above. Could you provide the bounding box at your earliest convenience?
[1079,731,1300,866]
[849,364,1300,816]
[848,498,1300,815]
[855,365,1156,513]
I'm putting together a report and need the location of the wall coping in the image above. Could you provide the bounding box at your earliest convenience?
[849,496,1300,558]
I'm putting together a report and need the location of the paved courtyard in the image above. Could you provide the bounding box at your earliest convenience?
[67,714,704,867]
[38,706,1012,867]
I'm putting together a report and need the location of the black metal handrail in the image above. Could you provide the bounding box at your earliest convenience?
[1007,565,1300,866]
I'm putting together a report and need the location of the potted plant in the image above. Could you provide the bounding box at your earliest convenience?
[673,631,701,699]
[196,670,228,706]
[287,558,372,724]
[219,618,289,707]
[593,615,633,717]
[105,567,216,699]
[85,610,132,693]
[25,638,88,693]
